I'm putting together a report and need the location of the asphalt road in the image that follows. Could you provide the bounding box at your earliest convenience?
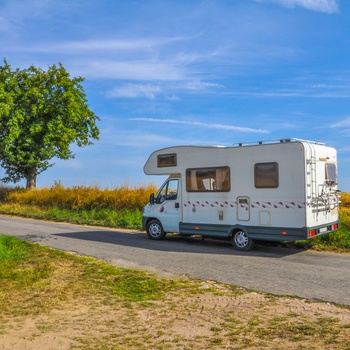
[1,215,350,306]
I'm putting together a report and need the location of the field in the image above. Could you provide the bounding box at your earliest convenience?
[0,186,350,349]
[1,235,350,350]
[0,184,349,252]
[0,183,157,229]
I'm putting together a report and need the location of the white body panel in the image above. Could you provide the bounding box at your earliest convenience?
[143,139,339,242]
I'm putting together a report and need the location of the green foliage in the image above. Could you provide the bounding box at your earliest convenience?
[306,226,350,252]
[0,59,100,188]
[0,235,29,264]
[0,204,144,229]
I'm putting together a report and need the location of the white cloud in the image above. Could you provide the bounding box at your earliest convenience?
[129,118,269,134]
[107,84,161,99]
[256,0,339,13]
[185,80,224,90]
[77,60,186,81]
[229,89,350,98]
[100,129,178,148]
[106,80,224,100]
[331,117,350,128]
[0,0,68,32]
[20,36,193,53]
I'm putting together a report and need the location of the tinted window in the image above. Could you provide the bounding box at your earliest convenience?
[254,162,279,188]
[157,153,177,167]
[325,163,338,185]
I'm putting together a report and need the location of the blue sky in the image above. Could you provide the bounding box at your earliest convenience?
[1,0,350,190]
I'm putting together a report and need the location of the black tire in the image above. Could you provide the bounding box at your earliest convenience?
[231,230,254,251]
[146,219,166,240]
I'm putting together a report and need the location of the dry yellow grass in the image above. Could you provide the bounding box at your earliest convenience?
[5,183,157,211]
[339,192,350,228]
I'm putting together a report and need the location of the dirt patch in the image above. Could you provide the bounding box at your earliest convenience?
[1,281,350,350]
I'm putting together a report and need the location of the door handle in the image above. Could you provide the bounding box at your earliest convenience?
[175,203,180,209]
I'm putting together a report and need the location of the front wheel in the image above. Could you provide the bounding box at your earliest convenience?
[231,230,254,251]
[146,219,166,240]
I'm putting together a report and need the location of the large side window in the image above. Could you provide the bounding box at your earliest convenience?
[254,162,279,188]
[186,167,230,192]
[325,163,338,185]
[157,179,178,203]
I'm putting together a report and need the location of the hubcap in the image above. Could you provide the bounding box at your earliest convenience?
[234,231,248,248]
[149,223,161,237]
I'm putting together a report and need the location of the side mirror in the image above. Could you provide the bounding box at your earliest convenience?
[150,193,155,205]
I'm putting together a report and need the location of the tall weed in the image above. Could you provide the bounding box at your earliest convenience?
[4,183,156,211]
[339,193,350,229]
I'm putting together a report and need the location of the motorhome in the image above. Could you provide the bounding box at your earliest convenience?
[142,139,339,251]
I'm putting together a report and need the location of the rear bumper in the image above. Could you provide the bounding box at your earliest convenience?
[307,221,339,239]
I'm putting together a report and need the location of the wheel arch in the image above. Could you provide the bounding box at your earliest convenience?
[142,216,162,231]
[229,225,254,251]
[228,225,250,237]
[146,218,167,240]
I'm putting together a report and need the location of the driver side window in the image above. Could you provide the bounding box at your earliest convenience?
[158,179,178,203]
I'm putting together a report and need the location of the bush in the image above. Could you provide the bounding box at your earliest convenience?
[339,193,350,229]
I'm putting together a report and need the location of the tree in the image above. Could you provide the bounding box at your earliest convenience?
[0,59,100,189]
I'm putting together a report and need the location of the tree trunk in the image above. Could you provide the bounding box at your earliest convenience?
[26,168,37,190]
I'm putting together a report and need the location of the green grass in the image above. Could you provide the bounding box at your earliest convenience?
[1,236,350,350]
[306,227,350,252]
[0,235,179,317]
[0,203,143,229]
[0,235,29,264]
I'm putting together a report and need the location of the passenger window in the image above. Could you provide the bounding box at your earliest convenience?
[157,179,178,203]
[186,167,230,192]
[254,162,279,188]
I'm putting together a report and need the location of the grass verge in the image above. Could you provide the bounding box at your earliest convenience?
[0,203,143,229]
[1,235,350,350]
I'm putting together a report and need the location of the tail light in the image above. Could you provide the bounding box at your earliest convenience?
[309,229,316,237]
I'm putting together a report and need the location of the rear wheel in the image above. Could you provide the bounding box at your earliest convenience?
[146,219,166,240]
[231,230,254,251]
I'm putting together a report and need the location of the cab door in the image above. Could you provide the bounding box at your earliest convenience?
[155,178,181,233]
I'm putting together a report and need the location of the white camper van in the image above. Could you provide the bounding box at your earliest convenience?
[142,139,339,251]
